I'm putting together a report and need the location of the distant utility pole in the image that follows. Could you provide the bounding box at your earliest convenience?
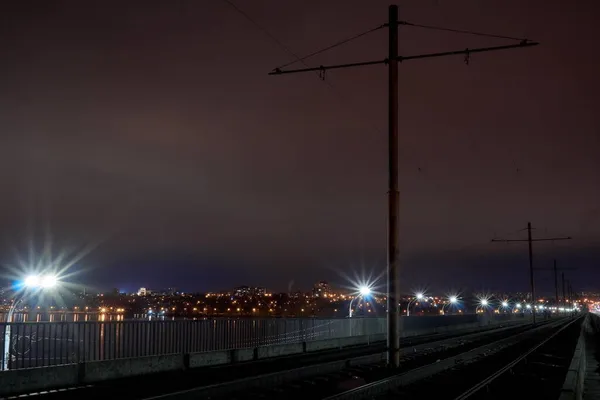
[566,279,574,314]
[568,281,575,303]
[492,222,571,324]
[534,259,575,306]
[562,272,566,306]
[270,5,539,368]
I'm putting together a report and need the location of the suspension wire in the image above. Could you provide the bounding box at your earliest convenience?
[220,0,304,62]
[225,1,529,191]
[401,21,528,42]
[221,0,387,131]
[276,24,386,70]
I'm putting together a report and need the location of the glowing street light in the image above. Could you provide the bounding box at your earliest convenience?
[359,286,371,296]
[349,285,372,318]
[442,295,459,315]
[23,274,58,289]
[476,296,491,313]
[41,275,58,288]
[4,273,60,371]
[501,301,508,308]
[407,292,426,317]
[24,275,40,287]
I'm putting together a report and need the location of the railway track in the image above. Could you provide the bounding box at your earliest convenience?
[436,315,582,400]
[8,320,531,400]
[137,318,548,400]
[341,316,581,400]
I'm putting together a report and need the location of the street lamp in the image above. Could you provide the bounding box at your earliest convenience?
[349,286,371,318]
[476,297,491,313]
[441,295,459,315]
[3,274,59,370]
[406,293,424,317]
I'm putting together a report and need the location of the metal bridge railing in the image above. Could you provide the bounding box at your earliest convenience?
[0,317,386,370]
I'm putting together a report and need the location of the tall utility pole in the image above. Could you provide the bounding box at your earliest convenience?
[270,5,538,368]
[387,5,401,368]
[492,222,571,324]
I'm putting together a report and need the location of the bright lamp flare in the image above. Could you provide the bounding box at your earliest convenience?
[416,293,424,300]
[359,286,371,296]
[501,301,508,307]
[480,299,488,306]
[23,274,58,288]
[24,275,41,287]
[41,275,57,288]
[449,296,458,303]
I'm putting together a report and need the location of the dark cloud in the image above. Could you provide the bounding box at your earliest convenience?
[0,0,598,292]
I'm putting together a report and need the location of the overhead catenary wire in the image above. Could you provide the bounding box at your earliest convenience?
[224,1,532,197]
[220,0,389,133]
[400,21,528,42]
[222,0,526,178]
[220,0,304,63]
[275,23,386,70]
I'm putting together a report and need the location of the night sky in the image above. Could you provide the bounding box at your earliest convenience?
[1,1,598,294]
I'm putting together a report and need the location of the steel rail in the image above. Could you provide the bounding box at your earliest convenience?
[139,320,536,400]
[453,315,584,400]
[323,317,570,400]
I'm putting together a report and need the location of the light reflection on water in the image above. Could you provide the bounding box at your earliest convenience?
[0,312,129,322]
[0,312,213,323]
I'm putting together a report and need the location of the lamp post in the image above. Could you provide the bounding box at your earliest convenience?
[406,293,424,317]
[348,286,371,318]
[441,296,458,315]
[476,298,490,314]
[3,274,58,371]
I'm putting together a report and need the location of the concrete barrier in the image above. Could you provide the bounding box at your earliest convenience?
[232,348,255,363]
[257,342,304,359]
[0,364,79,395]
[304,334,376,352]
[189,350,233,368]
[0,314,522,397]
[559,313,594,400]
[84,354,184,383]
